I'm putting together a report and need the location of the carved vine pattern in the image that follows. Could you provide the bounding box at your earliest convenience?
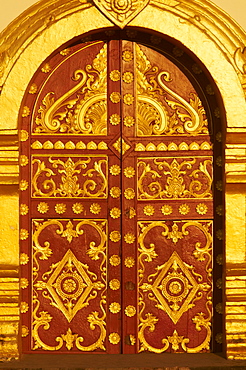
[34,44,107,135]
[32,219,107,351]
[136,44,208,136]
[137,157,212,200]
[32,156,107,198]
[138,221,212,353]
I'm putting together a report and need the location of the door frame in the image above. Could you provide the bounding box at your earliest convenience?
[0,0,246,360]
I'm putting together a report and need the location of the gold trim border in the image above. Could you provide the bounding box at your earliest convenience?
[0,0,246,360]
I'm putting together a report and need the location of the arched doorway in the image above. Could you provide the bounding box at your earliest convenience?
[1,0,246,361]
[19,30,223,354]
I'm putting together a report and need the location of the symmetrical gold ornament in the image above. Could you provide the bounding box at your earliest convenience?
[124,188,135,199]
[33,248,105,322]
[32,156,107,198]
[20,204,29,215]
[109,332,120,344]
[20,253,29,265]
[143,205,155,216]
[110,186,121,198]
[161,205,173,215]
[90,203,101,214]
[124,233,135,244]
[110,114,121,125]
[110,70,121,81]
[20,130,29,141]
[110,230,121,242]
[22,106,30,117]
[124,166,135,178]
[196,203,208,215]
[92,0,150,29]
[110,207,121,219]
[113,137,131,155]
[55,203,66,214]
[122,50,133,62]
[123,72,133,84]
[72,203,84,214]
[109,279,120,290]
[138,157,212,200]
[125,256,135,268]
[124,116,135,127]
[109,164,121,175]
[138,221,212,353]
[125,305,136,317]
[29,83,38,94]
[110,92,121,103]
[109,255,121,266]
[109,302,121,313]
[37,202,49,214]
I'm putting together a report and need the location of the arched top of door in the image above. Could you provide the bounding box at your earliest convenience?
[0,0,246,133]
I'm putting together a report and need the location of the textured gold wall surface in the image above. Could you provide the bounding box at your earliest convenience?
[1,0,246,361]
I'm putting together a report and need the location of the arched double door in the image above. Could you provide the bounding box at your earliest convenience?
[20,33,219,354]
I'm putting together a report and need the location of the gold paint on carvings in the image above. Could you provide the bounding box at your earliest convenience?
[32,156,107,198]
[138,221,212,353]
[125,256,135,268]
[108,332,120,344]
[32,219,107,351]
[92,0,149,29]
[109,302,121,313]
[33,248,105,322]
[135,45,208,136]
[137,157,212,200]
[112,137,131,155]
[35,44,107,135]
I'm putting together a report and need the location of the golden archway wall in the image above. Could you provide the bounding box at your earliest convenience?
[1,0,246,360]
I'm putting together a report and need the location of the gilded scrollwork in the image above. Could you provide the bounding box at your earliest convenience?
[138,220,212,353]
[136,44,208,136]
[32,155,107,198]
[32,219,107,351]
[34,44,107,135]
[137,157,212,200]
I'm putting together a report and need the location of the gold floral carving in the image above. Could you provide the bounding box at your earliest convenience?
[124,116,135,127]
[37,202,49,214]
[138,220,212,353]
[109,164,121,175]
[110,70,120,81]
[124,166,135,178]
[108,332,120,344]
[110,186,121,198]
[109,302,121,313]
[32,156,107,198]
[125,305,136,317]
[110,207,121,219]
[109,279,120,290]
[92,0,149,29]
[109,255,121,266]
[20,253,29,265]
[138,157,212,200]
[112,137,130,155]
[135,44,208,136]
[122,50,133,62]
[32,219,107,351]
[34,44,107,135]
[20,204,29,215]
[125,256,135,268]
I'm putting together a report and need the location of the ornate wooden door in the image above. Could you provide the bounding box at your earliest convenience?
[20,36,213,354]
